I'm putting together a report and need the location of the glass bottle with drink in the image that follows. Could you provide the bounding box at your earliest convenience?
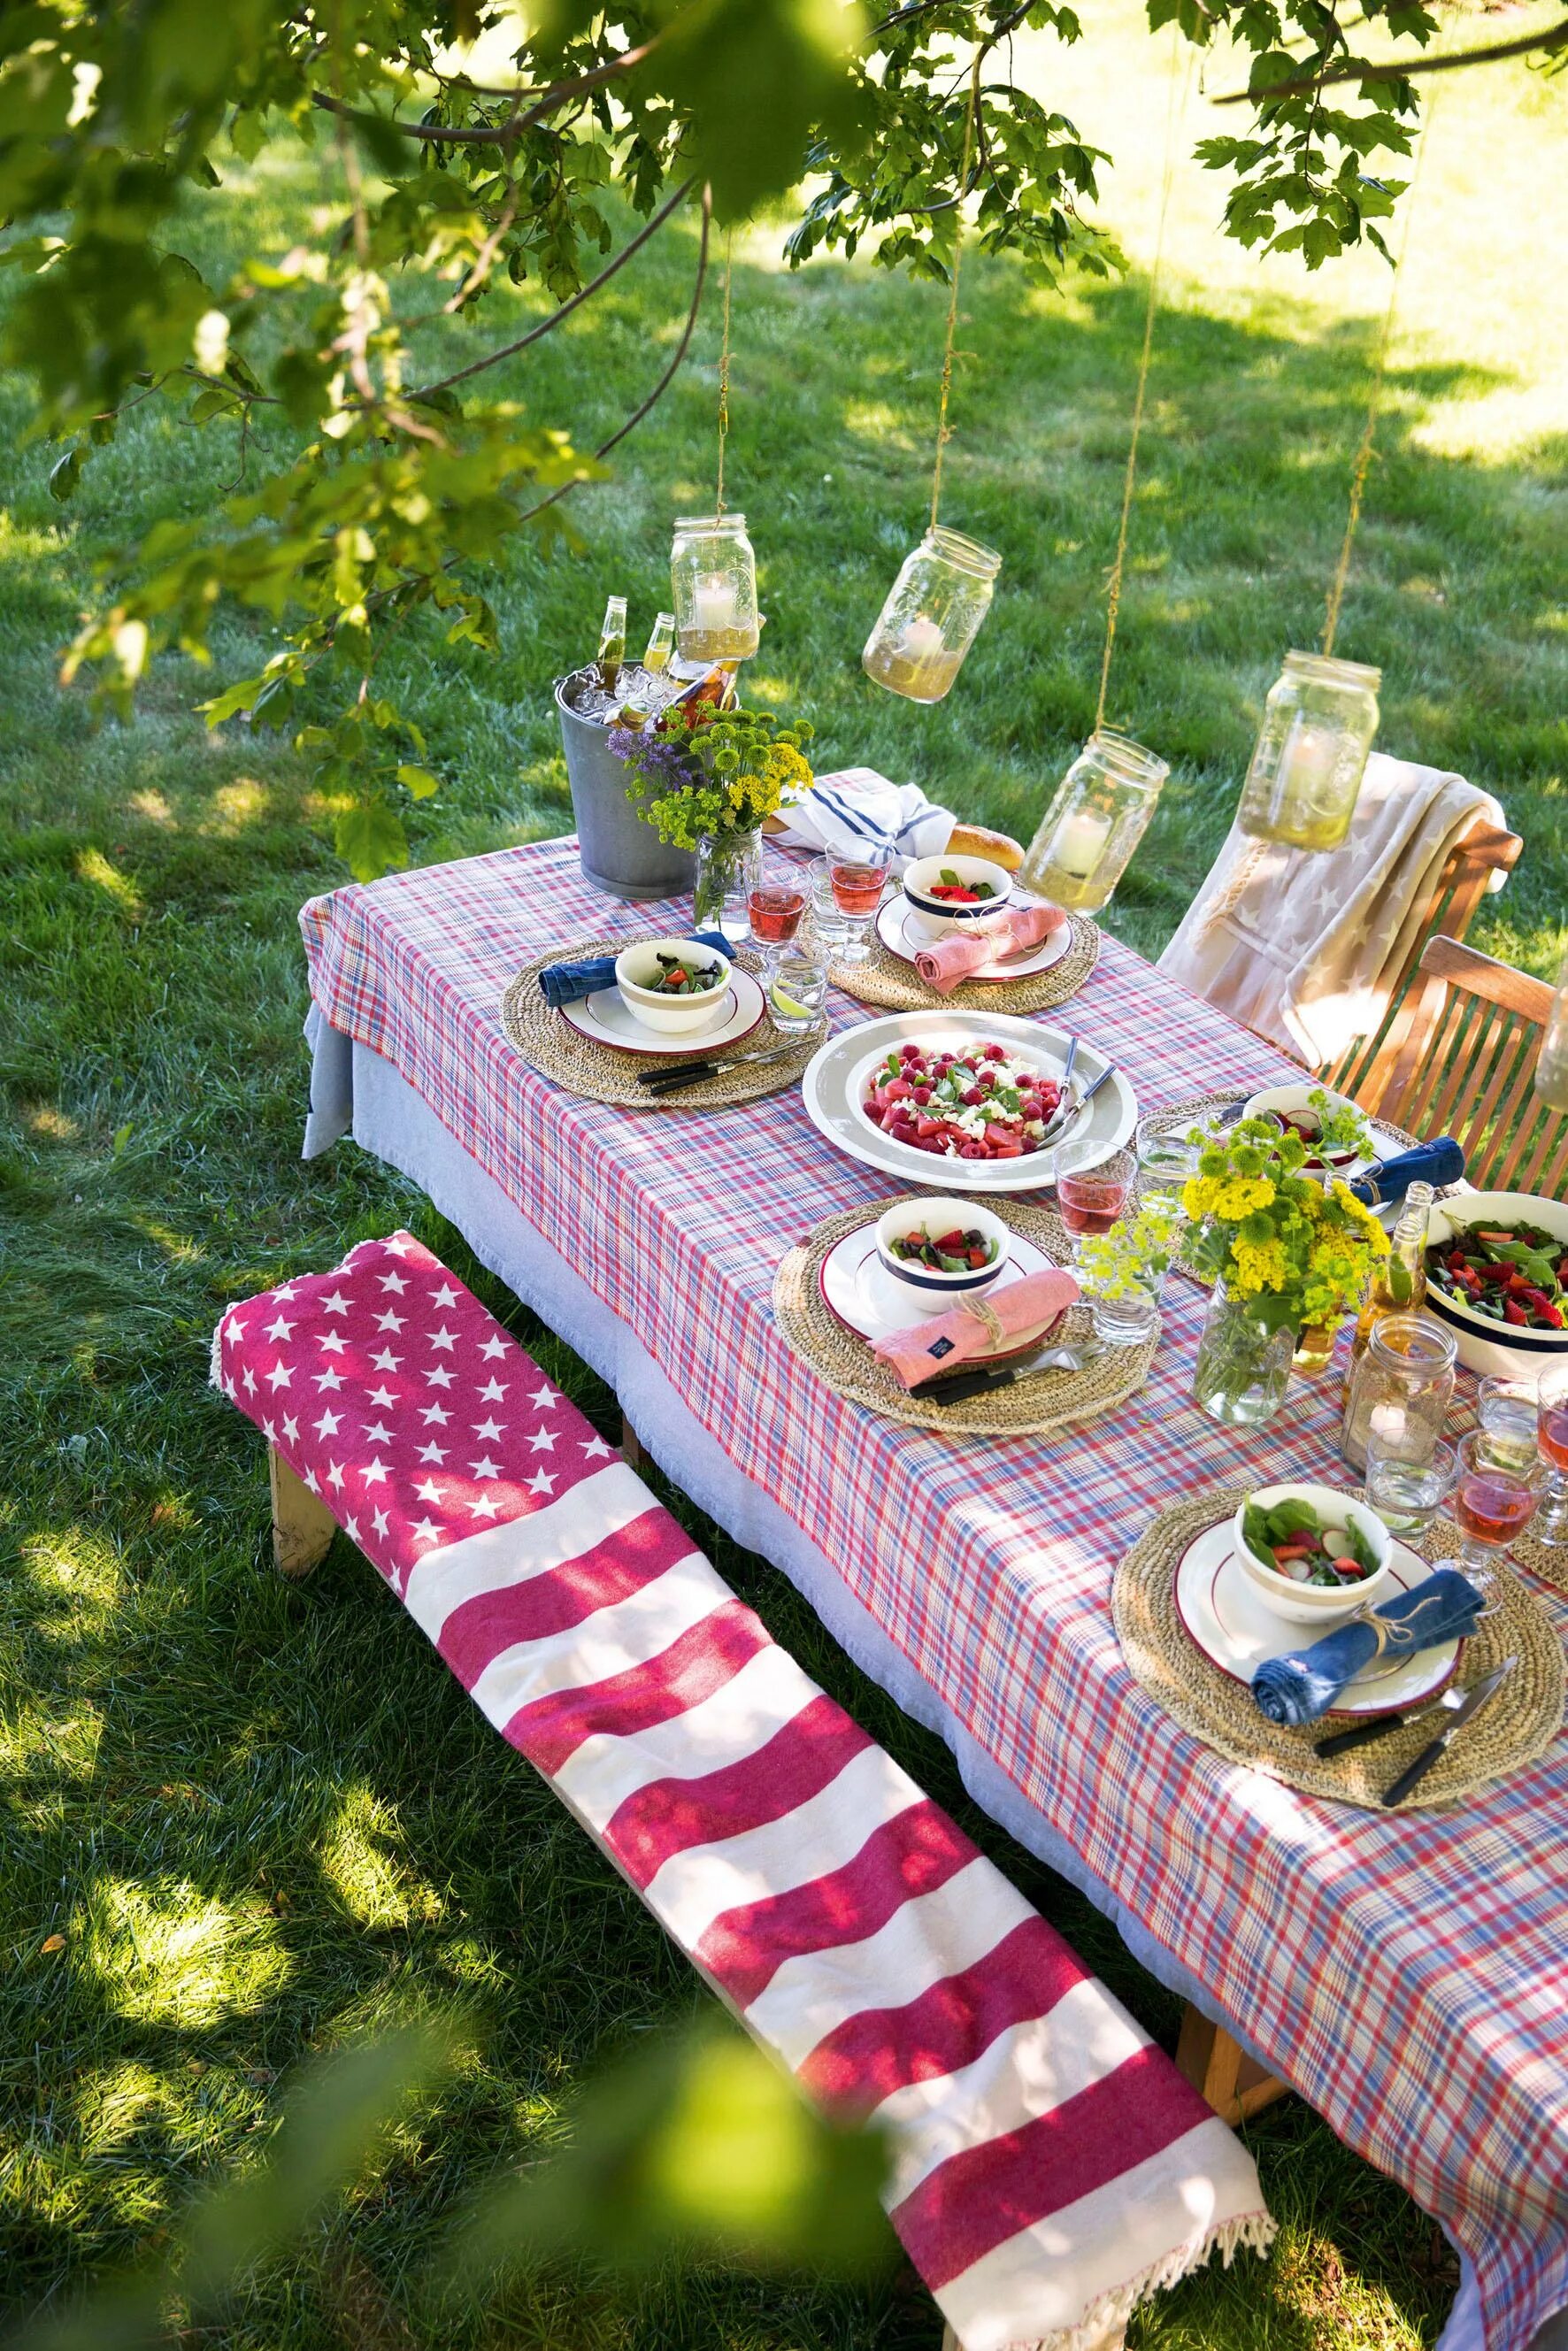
[596,594,627,694]
[1351,1181,1433,1364]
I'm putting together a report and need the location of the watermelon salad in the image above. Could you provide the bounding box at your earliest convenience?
[888,1222,1000,1272]
[860,1041,1061,1161]
[926,868,1000,905]
[1427,1218,1567,1332]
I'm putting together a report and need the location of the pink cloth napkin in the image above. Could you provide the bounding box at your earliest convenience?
[872,1268,1080,1390]
[914,899,1067,995]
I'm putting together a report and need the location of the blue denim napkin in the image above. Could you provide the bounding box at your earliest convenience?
[1250,1568,1485,1727]
[1349,1137,1464,1208]
[538,931,733,1010]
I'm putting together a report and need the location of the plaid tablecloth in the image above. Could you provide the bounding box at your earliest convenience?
[301,837,1568,2348]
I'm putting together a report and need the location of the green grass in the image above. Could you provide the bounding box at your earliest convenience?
[3,11,1565,2343]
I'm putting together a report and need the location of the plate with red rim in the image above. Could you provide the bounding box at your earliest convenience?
[876,892,1072,983]
[819,1220,1065,1342]
[557,967,767,1057]
[1172,1518,1462,1719]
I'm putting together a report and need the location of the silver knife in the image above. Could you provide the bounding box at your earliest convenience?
[925,1337,1105,1403]
[636,1031,821,1089]
[1040,1059,1117,1151]
[1379,1658,1516,1808]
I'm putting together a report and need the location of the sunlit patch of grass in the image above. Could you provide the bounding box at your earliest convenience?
[75,1878,293,2032]
[25,1103,80,1141]
[203,778,273,834]
[73,847,145,921]
[318,1786,448,1932]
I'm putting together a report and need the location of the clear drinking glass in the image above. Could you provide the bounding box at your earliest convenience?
[806,857,849,956]
[1089,1279,1160,1349]
[1476,1377,1541,1471]
[828,841,894,965]
[1435,1427,1545,1615]
[1364,1433,1457,1539]
[1056,1146,1135,1264]
[1134,1122,1200,1200]
[1535,1363,1568,1546]
[767,949,828,1036]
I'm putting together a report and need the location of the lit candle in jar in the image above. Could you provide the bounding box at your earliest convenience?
[1280,720,1342,810]
[1049,806,1113,882]
[1368,1402,1408,1444]
[897,615,946,665]
[691,574,740,634]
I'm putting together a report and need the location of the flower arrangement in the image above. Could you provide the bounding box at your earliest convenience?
[613,700,814,849]
[1181,1095,1389,1334]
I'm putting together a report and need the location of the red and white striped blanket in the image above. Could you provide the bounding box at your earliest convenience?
[214,1233,1272,2348]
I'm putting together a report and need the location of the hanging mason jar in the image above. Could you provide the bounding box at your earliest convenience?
[671,514,760,665]
[1341,1311,1457,1475]
[1236,650,1381,854]
[862,526,1001,703]
[1019,731,1170,915]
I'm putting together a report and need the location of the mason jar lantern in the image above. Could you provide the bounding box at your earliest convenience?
[862,526,1001,703]
[1237,649,1381,854]
[670,513,760,665]
[1019,730,1170,915]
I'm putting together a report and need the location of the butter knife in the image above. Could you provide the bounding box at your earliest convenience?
[1379,1658,1516,1808]
[924,1337,1104,1405]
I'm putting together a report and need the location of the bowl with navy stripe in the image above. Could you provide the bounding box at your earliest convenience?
[901,852,1014,940]
[874,1198,1011,1305]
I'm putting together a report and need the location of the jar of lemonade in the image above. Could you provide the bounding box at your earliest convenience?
[1236,650,1381,853]
[671,514,760,664]
[862,526,1001,703]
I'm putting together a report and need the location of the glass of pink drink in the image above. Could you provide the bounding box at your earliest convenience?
[827,843,893,964]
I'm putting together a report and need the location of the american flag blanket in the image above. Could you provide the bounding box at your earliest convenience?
[213,1233,1272,2349]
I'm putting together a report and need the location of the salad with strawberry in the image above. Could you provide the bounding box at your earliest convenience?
[1241,1495,1380,1588]
[1427,1218,1567,1332]
[926,867,1000,905]
[860,1041,1061,1161]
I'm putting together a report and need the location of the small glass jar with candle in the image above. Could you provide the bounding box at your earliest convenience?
[671,514,760,665]
[1019,731,1170,915]
[862,526,1001,703]
[1341,1311,1456,1475]
[1236,650,1381,854]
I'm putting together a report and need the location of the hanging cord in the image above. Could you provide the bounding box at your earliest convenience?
[1094,30,1192,734]
[1320,54,1442,657]
[929,54,982,532]
[715,227,734,515]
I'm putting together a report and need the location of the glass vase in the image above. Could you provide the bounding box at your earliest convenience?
[1236,649,1381,854]
[862,526,1001,703]
[1193,1282,1295,1429]
[671,513,760,665]
[693,827,763,945]
[1019,731,1170,915]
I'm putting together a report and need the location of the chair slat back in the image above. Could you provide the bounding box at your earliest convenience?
[1374,936,1568,1195]
[1329,818,1521,1105]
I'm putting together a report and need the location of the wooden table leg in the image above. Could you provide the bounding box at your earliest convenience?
[269,1445,338,1579]
[619,1410,646,1470]
[1176,2001,1291,2126]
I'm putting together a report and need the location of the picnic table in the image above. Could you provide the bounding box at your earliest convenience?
[300,834,1568,2351]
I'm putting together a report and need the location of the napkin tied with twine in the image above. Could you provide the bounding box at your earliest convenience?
[1250,1568,1485,1727]
[872,1268,1080,1391]
[539,931,733,1010]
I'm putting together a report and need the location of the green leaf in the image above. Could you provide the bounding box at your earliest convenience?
[335,796,410,883]
[395,764,440,800]
[48,441,84,502]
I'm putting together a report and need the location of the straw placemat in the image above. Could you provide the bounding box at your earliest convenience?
[772,1198,1156,1435]
[1113,1486,1564,1809]
[827,910,1100,1015]
[1510,1522,1568,1600]
[500,941,818,1111]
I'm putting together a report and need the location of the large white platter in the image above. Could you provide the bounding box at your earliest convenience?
[1172,1519,1461,1720]
[801,1010,1138,1193]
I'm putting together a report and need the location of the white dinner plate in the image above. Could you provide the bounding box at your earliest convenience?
[557,967,767,1057]
[1172,1520,1462,1720]
[819,1222,1065,1339]
[876,893,1073,984]
[801,1011,1139,1194]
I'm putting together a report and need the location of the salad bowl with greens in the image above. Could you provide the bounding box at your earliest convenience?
[1232,1481,1395,1625]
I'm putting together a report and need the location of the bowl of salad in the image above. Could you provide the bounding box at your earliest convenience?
[874,1197,1011,1303]
[1241,1081,1373,1175]
[614,938,732,1033]
[857,1038,1062,1164]
[902,853,1015,941]
[1232,1481,1395,1625]
[1425,1191,1568,1379]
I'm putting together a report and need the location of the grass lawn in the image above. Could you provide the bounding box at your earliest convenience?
[2,8,1564,2345]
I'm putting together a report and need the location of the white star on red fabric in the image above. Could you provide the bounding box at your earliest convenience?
[530,1382,559,1409]
[224,1314,245,1343]
[428,1325,457,1353]
[362,1458,390,1486]
[242,1365,257,1395]
[417,1441,448,1464]
[265,1313,294,1342]
[431,1282,460,1308]
[304,1466,321,1493]
[419,1402,450,1425]
[477,1377,507,1402]
[271,1281,300,1301]
[526,1470,557,1496]
[580,1434,613,1461]
[265,1363,292,1390]
[414,1478,443,1503]
[314,1408,342,1437]
[383,1235,418,1256]
[362,1421,393,1444]
[371,1507,390,1538]
[527,1426,557,1454]
[471,1417,505,1441]
[319,1332,348,1356]
[262,1420,277,1443]
[322,1289,350,1316]
[377,1271,410,1295]
[467,1492,502,1519]
[366,1384,398,1408]
[371,1348,402,1371]
[327,1462,346,1490]
[281,1414,300,1443]
[469,1456,500,1479]
[479,1333,508,1361]
[425,1366,456,1390]
[313,1369,345,1392]
[375,1310,405,1333]
[409,1516,442,1545]
[344,1517,361,1542]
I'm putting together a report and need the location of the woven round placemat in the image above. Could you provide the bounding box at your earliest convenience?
[1113,1486,1564,1809]
[1508,1522,1568,1599]
[826,910,1100,1015]
[772,1197,1157,1434]
[500,941,818,1111]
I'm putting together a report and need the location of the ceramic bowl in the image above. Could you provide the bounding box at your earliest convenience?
[613,937,732,1034]
[1232,1480,1395,1627]
[873,1197,1011,1305]
[901,853,1015,941]
[1241,1080,1369,1174]
[1425,1191,1568,1385]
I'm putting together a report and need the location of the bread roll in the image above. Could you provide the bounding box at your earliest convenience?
[946,822,1024,872]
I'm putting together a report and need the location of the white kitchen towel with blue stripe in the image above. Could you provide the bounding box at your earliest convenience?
[770,766,954,871]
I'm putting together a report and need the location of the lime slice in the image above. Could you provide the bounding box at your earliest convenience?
[772,987,810,1019]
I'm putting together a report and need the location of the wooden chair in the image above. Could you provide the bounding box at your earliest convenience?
[1320,816,1522,1104]
[1351,935,1568,1195]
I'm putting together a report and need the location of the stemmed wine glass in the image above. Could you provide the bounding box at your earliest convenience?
[1536,1364,1568,1547]
[1435,1428,1545,1614]
[745,878,807,984]
[826,840,894,965]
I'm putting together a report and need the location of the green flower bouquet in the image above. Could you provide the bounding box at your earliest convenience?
[614,702,815,849]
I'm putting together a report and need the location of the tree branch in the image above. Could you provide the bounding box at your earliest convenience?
[1216,14,1568,102]
[311,35,663,147]
[410,174,698,401]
